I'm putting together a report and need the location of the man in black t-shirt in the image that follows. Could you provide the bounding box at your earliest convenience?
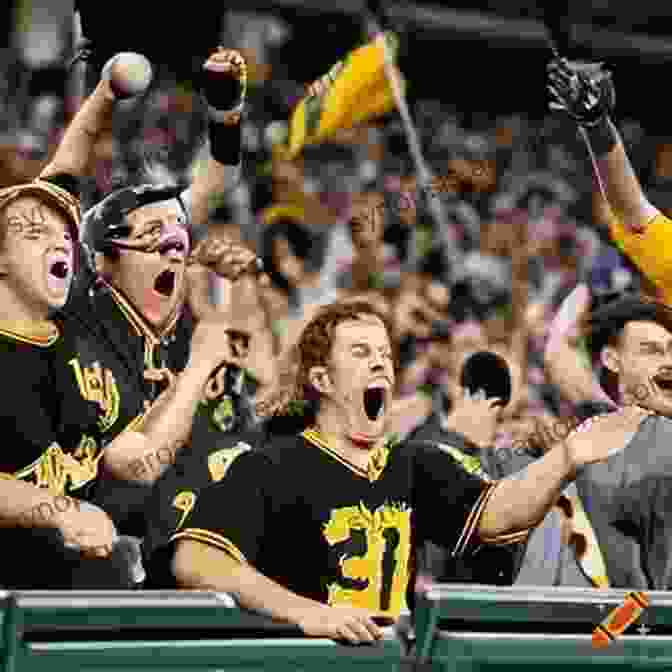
[50,48,270,542]
[0,64,135,588]
[166,300,647,644]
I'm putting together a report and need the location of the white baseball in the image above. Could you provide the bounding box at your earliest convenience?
[102,52,153,99]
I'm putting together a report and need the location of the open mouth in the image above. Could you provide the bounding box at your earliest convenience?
[363,385,386,422]
[49,261,69,279]
[154,269,176,297]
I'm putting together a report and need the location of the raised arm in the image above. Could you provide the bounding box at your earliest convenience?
[546,59,672,304]
[103,239,270,484]
[547,58,658,232]
[183,48,246,231]
[544,284,615,407]
[41,53,152,181]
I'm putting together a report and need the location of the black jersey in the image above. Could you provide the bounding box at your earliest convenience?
[406,417,530,585]
[0,322,101,495]
[142,368,263,588]
[167,429,528,618]
[0,174,103,495]
[142,423,265,588]
[60,236,261,535]
[55,260,193,534]
[62,271,193,440]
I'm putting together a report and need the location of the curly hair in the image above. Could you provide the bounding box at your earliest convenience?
[295,300,393,400]
[258,301,394,435]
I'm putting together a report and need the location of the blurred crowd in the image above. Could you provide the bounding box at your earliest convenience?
[0,7,663,504]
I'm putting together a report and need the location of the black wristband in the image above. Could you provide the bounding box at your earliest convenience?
[208,120,242,166]
[582,116,618,158]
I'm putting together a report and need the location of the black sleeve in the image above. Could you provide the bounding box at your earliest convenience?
[0,407,57,476]
[170,449,273,566]
[144,429,265,555]
[40,173,81,200]
[0,356,60,476]
[409,439,496,556]
[410,439,531,587]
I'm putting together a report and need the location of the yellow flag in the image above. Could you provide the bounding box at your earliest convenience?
[286,32,402,159]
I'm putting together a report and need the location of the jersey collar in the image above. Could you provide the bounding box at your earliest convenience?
[302,427,395,482]
[0,319,59,346]
[105,281,181,345]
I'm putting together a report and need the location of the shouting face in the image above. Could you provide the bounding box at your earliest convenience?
[315,314,395,443]
[0,196,74,317]
[604,320,672,417]
[106,199,190,330]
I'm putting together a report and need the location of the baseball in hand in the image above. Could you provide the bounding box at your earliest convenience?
[102,52,153,99]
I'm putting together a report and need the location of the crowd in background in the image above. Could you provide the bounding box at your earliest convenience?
[0,6,666,481]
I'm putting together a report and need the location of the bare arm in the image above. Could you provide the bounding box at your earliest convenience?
[478,443,572,538]
[591,123,658,232]
[544,284,615,407]
[39,78,117,180]
[595,184,672,305]
[0,478,116,557]
[547,61,657,233]
[183,154,240,231]
[479,405,648,538]
[173,541,326,623]
[103,320,238,483]
[0,477,72,528]
[184,48,246,231]
[172,540,384,642]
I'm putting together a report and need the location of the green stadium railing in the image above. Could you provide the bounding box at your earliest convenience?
[0,593,15,672]
[1,591,405,672]
[9,584,672,671]
[412,584,672,671]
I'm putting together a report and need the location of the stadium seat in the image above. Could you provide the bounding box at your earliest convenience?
[412,584,672,671]
[1,591,403,672]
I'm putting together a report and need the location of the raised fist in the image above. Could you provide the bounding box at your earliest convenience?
[202,48,247,125]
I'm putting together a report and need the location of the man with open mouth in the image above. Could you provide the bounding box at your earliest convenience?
[156,299,647,643]
[545,286,672,590]
[53,48,270,548]
[0,51,150,589]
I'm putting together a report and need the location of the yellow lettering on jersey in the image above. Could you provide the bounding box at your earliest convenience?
[208,442,252,482]
[31,439,101,495]
[173,491,197,531]
[68,358,120,432]
[68,435,102,489]
[436,443,490,481]
[322,502,412,618]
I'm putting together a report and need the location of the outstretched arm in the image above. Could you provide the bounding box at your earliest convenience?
[479,405,648,538]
